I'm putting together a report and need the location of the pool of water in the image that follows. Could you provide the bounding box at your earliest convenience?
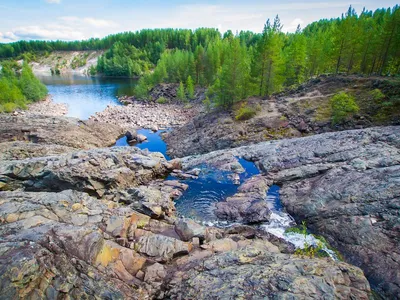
[38,74,137,119]
[115,129,171,160]
[174,158,261,224]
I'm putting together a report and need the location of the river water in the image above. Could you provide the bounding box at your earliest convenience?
[40,75,335,257]
[38,74,136,119]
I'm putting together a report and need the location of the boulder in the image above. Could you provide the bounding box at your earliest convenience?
[174,218,206,242]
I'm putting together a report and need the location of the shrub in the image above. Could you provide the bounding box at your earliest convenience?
[235,104,257,120]
[330,92,359,124]
[2,102,18,113]
[370,89,385,101]
[156,96,168,104]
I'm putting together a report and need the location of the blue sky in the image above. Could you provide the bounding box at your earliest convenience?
[0,0,398,42]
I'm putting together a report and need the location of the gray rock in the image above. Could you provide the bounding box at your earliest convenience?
[175,218,206,242]
[164,247,371,299]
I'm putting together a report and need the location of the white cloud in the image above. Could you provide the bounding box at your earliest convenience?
[45,0,61,4]
[59,16,118,28]
[7,25,85,41]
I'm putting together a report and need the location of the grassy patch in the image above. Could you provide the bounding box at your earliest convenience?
[235,104,257,121]
[156,96,168,104]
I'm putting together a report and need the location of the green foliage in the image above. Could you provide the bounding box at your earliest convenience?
[369,89,385,101]
[295,241,326,258]
[134,77,150,99]
[0,61,47,112]
[186,75,195,99]
[97,42,152,77]
[177,82,186,102]
[202,96,212,112]
[2,102,18,113]
[156,96,168,104]
[330,92,360,123]
[235,103,257,120]
[88,65,97,76]
[19,62,48,101]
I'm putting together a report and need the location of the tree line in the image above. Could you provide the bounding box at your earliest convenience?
[1,5,399,108]
[134,6,400,108]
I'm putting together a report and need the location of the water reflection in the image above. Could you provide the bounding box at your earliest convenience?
[38,74,137,120]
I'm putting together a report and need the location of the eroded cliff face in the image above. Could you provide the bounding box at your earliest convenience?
[2,113,394,299]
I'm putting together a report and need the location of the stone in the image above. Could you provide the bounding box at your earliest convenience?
[174,218,206,242]
[136,233,191,261]
[137,134,148,143]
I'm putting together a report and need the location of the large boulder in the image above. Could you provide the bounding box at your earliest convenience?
[214,175,272,224]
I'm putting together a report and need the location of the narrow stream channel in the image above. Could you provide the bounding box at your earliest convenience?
[115,129,338,258]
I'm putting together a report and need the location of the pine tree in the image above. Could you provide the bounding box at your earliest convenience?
[177,81,186,101]
[186,75,195,99]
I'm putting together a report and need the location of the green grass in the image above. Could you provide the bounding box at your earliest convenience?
[235,104,257,121]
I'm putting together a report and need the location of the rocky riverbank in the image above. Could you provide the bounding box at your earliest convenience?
[90,101,200,129]
[180,125,400,298]
[0,113,375,299]
[23,95,68,117]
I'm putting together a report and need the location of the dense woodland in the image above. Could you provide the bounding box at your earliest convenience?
[0,5,399,108]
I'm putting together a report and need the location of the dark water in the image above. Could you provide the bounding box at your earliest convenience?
[174,158,261,223]
[115,129,262,223]
[266,185,283,211]
[38,74,137,120]
[115,129,171,160]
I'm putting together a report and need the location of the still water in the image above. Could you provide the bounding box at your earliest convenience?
[38,74,137,119]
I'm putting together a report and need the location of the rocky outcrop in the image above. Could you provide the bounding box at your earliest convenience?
[119,83,206,105]
[180,125,400,298]
[165,75,400,158]
[215,175,272,224]
[0,147,169,198]
[164,247,371,299]
[0,114,123,150]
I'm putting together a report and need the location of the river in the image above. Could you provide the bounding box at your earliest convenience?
[38,74,137,119]
[40,74,335,257]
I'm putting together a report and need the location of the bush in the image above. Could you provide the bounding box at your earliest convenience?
[330,92,359,124]
[370,89,385,101]
[235,104,257,120]
[156,96,168,104]
[2,102,18,113]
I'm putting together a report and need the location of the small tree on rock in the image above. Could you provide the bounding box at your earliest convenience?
[177,81,186,102]
[186,75,195,100]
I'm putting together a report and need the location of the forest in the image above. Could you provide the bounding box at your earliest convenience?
[0,5,399,108]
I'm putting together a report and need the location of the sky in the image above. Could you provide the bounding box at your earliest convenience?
[0,0,398,43]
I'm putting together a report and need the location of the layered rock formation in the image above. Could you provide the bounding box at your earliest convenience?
[181,125,400,298]
[0,113,376,299]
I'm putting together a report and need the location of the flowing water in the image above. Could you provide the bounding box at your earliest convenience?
[38,74,137,119]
